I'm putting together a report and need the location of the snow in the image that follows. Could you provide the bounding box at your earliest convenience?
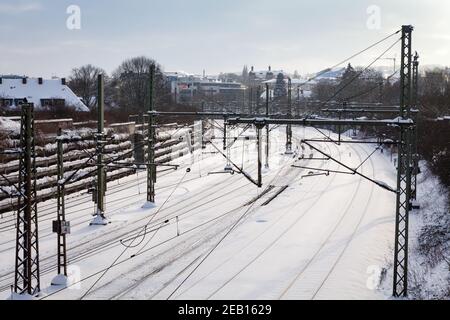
[374,180,396,193]
[142,201,157,209]
[90,212,109,226]
[0,125,437,300]
[0,117,20,135]
[7,293,35,301]
[394,162,449,299]
[56,132,82,141]
[51,274,69,287]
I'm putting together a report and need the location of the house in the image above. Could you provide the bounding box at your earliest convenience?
[248,66,283,84]
[0,77,89,111]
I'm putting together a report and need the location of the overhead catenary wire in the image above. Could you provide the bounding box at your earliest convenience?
[120,170,189,250]
[35,147,261,298]
[79,169,190,299]
[165,155,290,300]
[355,146,380,171]
[318,37,401,108]
[37,199,252,300]
[0,132,255,288]
[296,29,401,90]
[9,28,404,300]
[343,70,399,102]
[303,37,401,144]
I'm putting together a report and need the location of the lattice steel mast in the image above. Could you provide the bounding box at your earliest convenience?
[265,83,270,168]
[286,78,293,154]
[52,128,69,281]
[147,64,156,204]
[91,74,108,225]
[392,25,414,298]
[411,52,420,201]
[14,103,40,296]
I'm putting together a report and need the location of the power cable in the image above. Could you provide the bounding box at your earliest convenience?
[166,157,289,300]
[296,29,401,89]
[319,38,401,108]
[343,70,399,102]
[79,169,189,299]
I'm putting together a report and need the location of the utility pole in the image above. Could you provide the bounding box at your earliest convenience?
[146,64,156,206]
[411,52,420,201]
[91,74,108,225]
[286,78,293,154]
[256,86,261,114]
[265,83,270,168]
[256,122,263,188]
[337,109,342,143]
[249,87,253,114]
[201,101,206,149]
[223,115,227,151]
[13,103,40,297]
[393,25,414,298]
[242,88,246,113]
[223,114,233,171]
[174,86,178,104]
[52,128,70,285]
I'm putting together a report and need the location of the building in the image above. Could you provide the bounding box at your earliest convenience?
[248,66,282,84]
[262,75,316,100]
[0,77,89,111]
[164,71,245,102]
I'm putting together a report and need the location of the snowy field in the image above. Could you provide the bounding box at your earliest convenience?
[0,125,400,300]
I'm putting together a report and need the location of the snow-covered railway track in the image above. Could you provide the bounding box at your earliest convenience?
[91,162,296,300]
[190,142,346,300]
[90,205,251,300]
[170,144,337,299]
[103,136,329,300]
[170,140,379,300]
[73,141,298,298]
[278,143,377,300]
[306,144,377,300]
[0,157,259,293]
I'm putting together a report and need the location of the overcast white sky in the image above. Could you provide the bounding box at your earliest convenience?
[0,0,449,78]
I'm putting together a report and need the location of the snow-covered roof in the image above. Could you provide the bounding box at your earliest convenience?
[250,70,284,79]
[0,78,89,112]
[314,67,346,80]
[262,78,317,85]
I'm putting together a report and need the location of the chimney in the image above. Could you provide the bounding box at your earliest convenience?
[61,78,66,85]
[251,66,254,72]
[38,77,43,85]
[22,78,27,84]
[268,66,271,72]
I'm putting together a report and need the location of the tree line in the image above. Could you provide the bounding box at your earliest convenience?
[311,64,449,197]
[68,56,175,121]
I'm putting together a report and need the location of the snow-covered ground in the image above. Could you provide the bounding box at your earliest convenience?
[402,163,449,299]
[0,125,411,300]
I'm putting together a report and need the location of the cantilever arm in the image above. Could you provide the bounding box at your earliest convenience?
[302,140,397,193]
[206,140,260,187]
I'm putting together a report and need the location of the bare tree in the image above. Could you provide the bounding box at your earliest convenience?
[112,56,169,115]
[68,64,106,110]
